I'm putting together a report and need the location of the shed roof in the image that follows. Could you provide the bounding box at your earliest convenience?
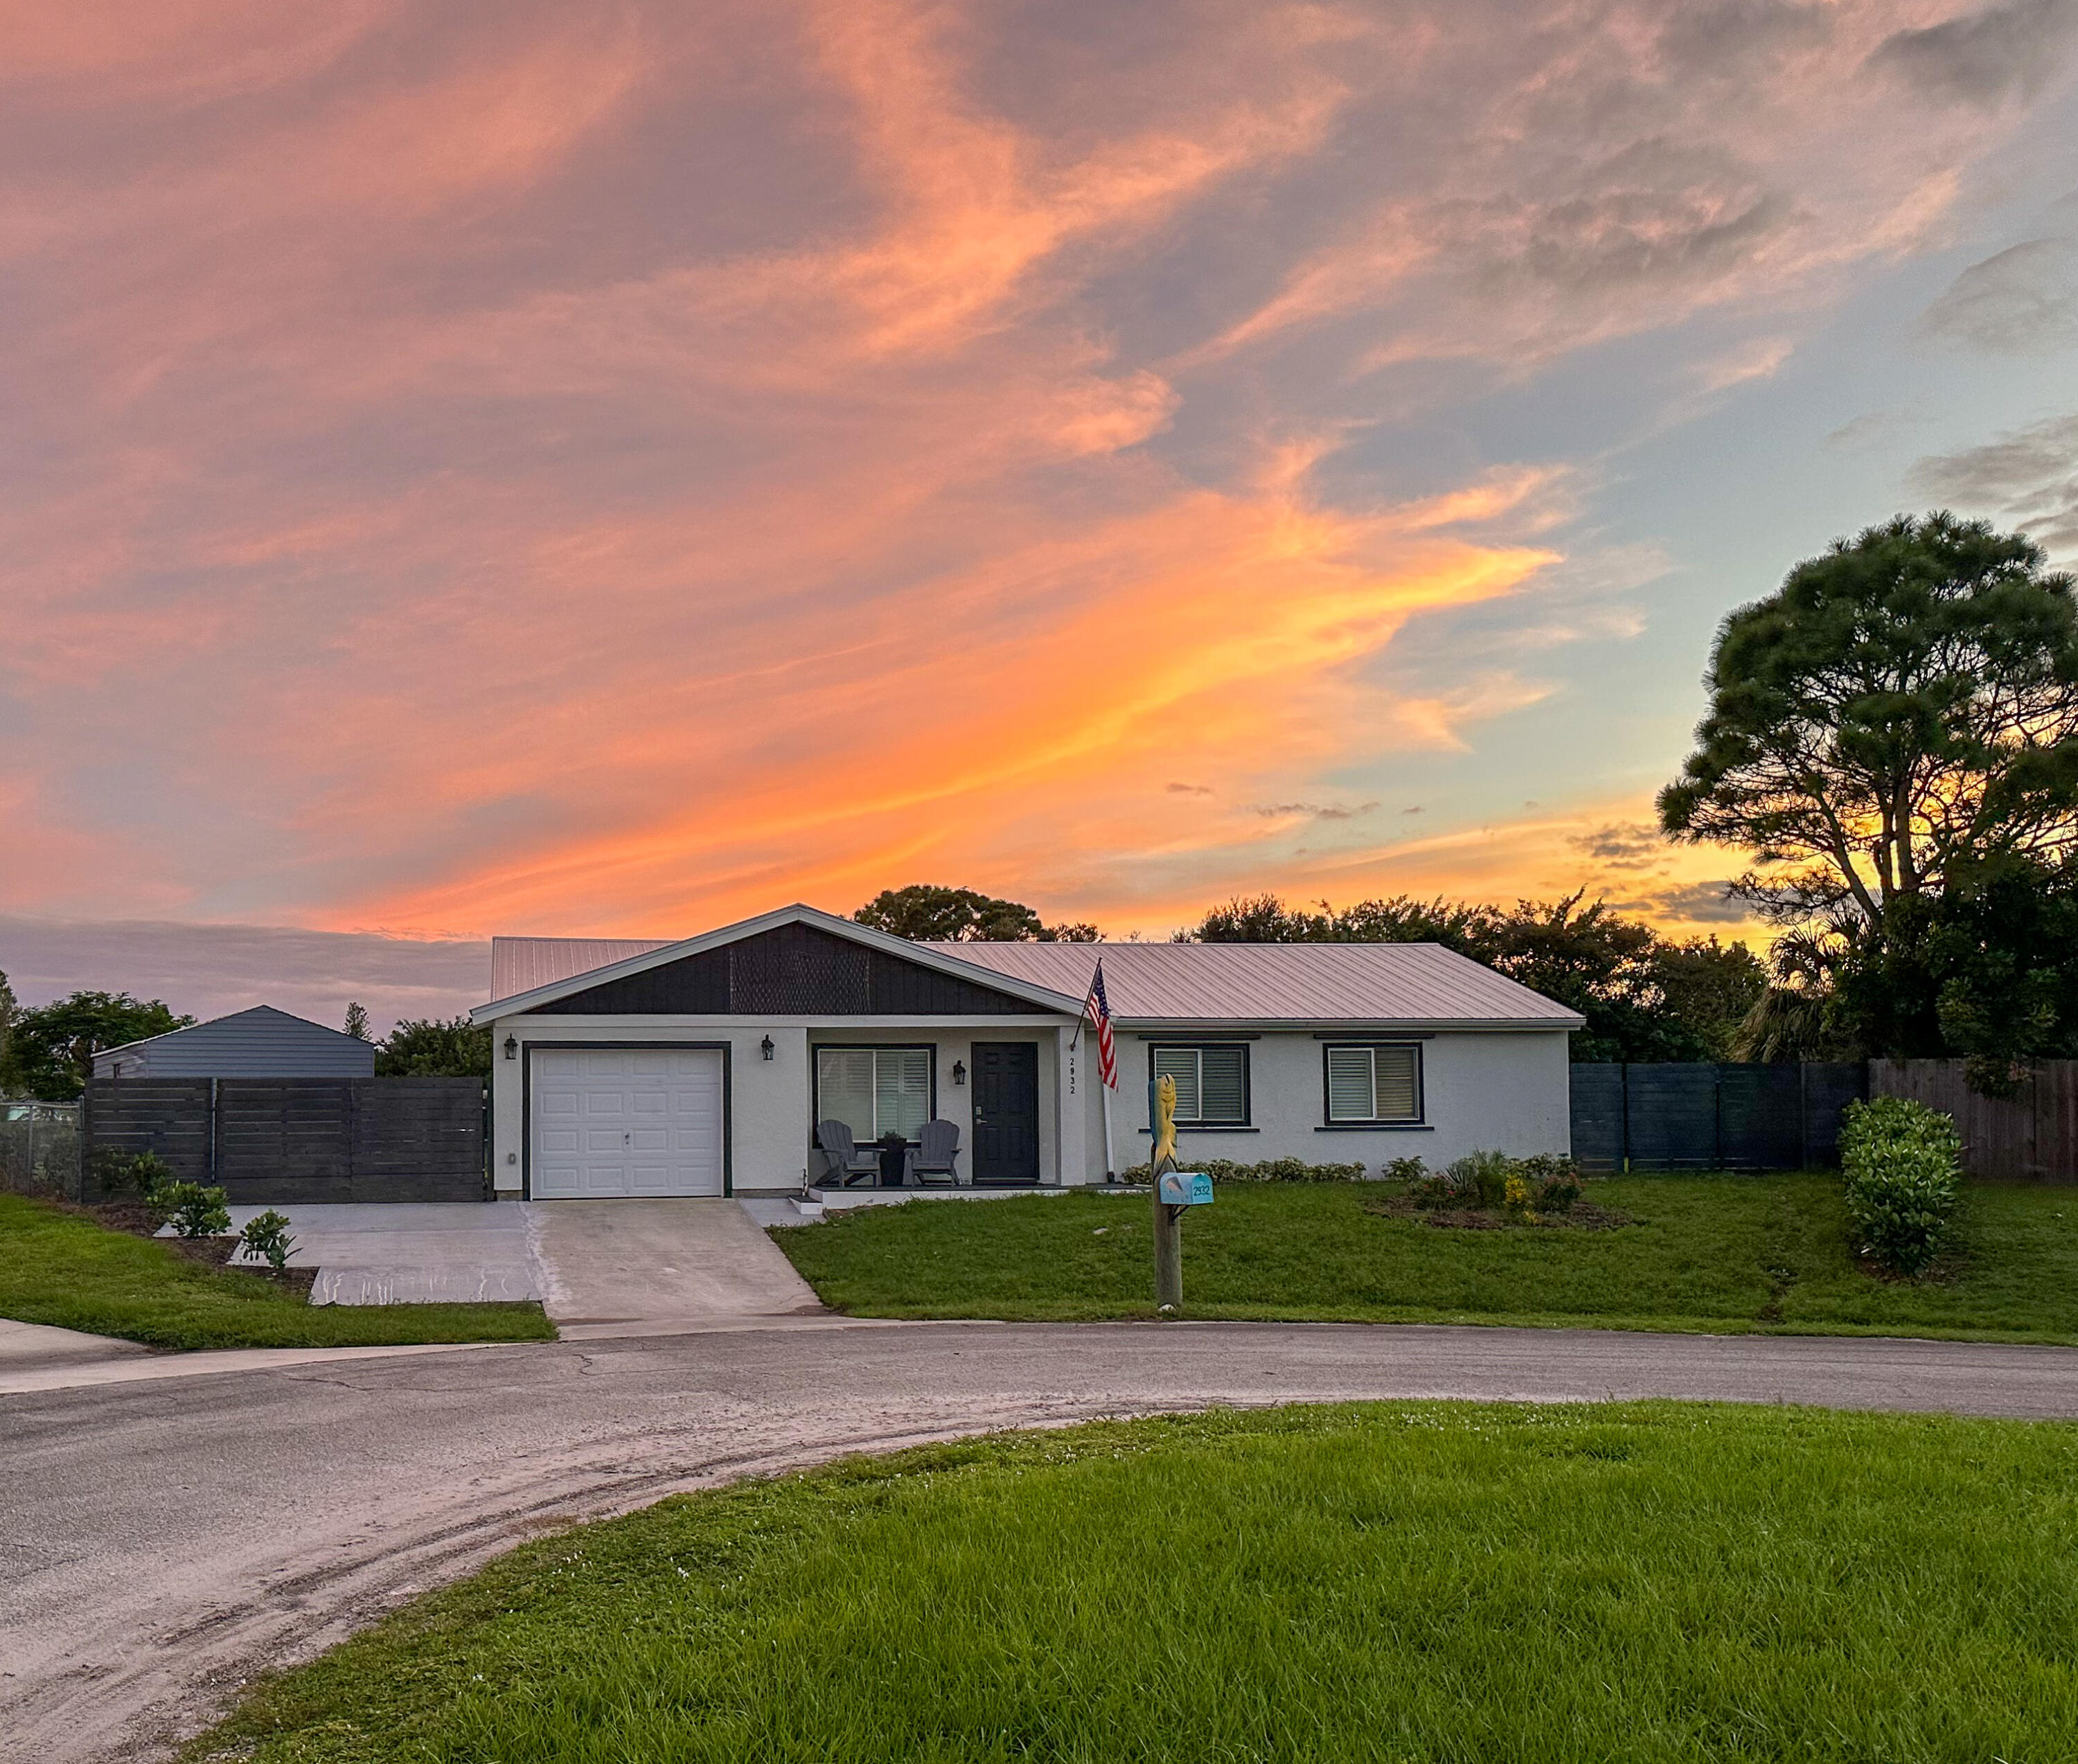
[91,1004,378,1077]
[922,940,1583,1028]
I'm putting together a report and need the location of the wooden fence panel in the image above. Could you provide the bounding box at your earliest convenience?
[1870,1060,2078,1181]
[1800,1063,1868,1167]
[1624,1064,1721,1169]
[346,1079,486,1202]
[81,1080,213,1196]
[1568,1065,1626,1171]
[1568,1062,1866,1173]
[1717,1063,1804,1170]
[85,1078,486,1202]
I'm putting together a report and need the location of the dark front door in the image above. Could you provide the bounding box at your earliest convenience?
[970,1042,1041,1185]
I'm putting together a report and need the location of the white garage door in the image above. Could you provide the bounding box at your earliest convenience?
[531,1048,725,1198]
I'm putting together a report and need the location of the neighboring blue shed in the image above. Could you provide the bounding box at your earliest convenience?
[92,1006,376,1080]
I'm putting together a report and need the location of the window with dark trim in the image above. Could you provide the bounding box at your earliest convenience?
[814,1044,934,1143]
[1322,1042,1423,1124]
[1150,1044,1250,1126]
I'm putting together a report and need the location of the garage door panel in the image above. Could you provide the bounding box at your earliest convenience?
[531,1047,724,1198]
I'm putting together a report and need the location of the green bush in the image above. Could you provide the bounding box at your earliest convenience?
[94,1149,175,1202]
[1120,1157,1367,1184]
[1381,1157,1428,1184]
[160,1181,231,1239]
[1839,1096,1962,1276]
[1447,1149,1516,1209]
[240,1209,297,1272]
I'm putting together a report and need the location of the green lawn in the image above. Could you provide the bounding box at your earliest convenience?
[774,1174,2078,1342]
[192,1402,2078,1763]
[0,1194,553,1351]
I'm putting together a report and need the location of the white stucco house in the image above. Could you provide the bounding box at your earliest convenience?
[470,905,1582,1200]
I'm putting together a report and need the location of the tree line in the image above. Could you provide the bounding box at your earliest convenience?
[0,983,490,1101]
[856,884,1765,1063]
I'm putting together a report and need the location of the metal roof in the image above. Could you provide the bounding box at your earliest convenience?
[481,927,1579,1029]
[921,940,1583,1028]
[492,936,668,1001]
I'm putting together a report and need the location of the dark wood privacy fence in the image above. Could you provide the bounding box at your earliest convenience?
[1870,1060,2078,1182]
[1569,1062,1868,1172]
[82,1077,487,1203]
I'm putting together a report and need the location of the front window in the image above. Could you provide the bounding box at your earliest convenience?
[1151,1044,1250,1126]
[1323,1043,1423,1124]
[816,1046,932,1143]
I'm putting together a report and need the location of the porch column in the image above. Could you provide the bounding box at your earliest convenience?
[1054,1023,1076,1186]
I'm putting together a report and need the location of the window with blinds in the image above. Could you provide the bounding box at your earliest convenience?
[1151,1044,1249,1125]
[1323,1044,1422,1123]
[815,1046,932,1142]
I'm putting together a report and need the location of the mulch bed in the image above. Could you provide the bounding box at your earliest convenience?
[45,1197,320,1300]
[1364,1196,1633,1231]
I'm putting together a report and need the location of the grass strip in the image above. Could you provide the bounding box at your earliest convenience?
[192,1401,2078,1763]
[0,1193,553,1350]
[774,1174,2078,1342]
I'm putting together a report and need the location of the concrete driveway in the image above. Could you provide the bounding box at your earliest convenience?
[207,1200,822,1324]
[6,1321,2078,1763]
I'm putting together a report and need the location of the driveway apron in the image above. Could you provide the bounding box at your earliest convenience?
[524,1199,826,1325]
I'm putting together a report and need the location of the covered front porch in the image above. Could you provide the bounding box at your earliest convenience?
[797,1026,1080,1192]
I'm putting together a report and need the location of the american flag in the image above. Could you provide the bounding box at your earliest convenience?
[1083,959,1117,1089]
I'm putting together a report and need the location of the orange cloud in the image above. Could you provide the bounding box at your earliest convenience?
[0,0,2064,959]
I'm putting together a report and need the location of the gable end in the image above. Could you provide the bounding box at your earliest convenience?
[531,920,1044,1017]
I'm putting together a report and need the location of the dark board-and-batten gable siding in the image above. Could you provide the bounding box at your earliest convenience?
[531,921,1040,1017]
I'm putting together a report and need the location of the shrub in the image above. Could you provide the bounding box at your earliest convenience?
[1407,1175,1456,1209]
[95,1149,175,1202]
[1446,1149,1515,1209]
[1518,1155,1583,1213]
[1381,1157,1428,1184]
[1839,1096,1962,1276]
[1502,1173,1538,1220]
[240,1209,297,1272]
[160,1181,232,1239]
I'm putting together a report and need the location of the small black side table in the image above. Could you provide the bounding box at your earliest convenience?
[878,1143,909,1188]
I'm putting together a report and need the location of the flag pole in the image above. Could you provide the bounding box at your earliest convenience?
[1101,1077,1116,1183]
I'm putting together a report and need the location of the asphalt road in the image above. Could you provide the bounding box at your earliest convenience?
[6,1319,2078,1763]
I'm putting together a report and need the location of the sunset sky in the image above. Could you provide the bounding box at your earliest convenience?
[6,0,2078,1027]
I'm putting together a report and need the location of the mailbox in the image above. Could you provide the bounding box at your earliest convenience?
[1157,1170,1214,1207]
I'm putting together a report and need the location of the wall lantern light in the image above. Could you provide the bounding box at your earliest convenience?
[760,1035,776,1061]
[503,1035,518,1061]
[951,1060,966,1087]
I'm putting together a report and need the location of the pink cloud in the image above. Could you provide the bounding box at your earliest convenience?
[1,0,2069,948]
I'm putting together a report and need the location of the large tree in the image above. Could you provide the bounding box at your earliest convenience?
[375,1016,492,1078]
[1659,514,2078,937]
[855,885,1098,943]
[1832,853,2078,1094]
[0,991,193,1101]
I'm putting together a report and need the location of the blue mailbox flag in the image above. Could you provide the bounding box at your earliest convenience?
[1157,1171,1214,1206]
